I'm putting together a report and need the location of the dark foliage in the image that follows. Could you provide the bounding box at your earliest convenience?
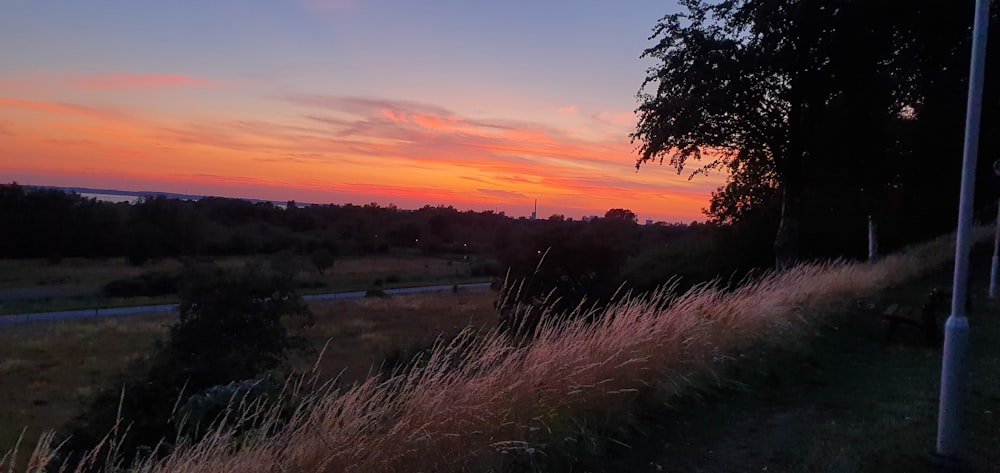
[634,0,1000,266]
[0,185,522,262]
[495,216,640,335]
[309,248,335,275]
[59,264,311,469]
[0,183,127,259]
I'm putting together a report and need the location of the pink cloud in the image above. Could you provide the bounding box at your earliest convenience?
[558,105,579,115]
[478,188,527,199]
[591,111,635,126]
[71,74,212,90]
[0,96,128,121]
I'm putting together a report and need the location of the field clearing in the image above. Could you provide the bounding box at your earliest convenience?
[0,258,182,292]
[0,253,492,315]
[0,290,498,454]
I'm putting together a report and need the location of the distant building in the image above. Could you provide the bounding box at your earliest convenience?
[645,219,653,226]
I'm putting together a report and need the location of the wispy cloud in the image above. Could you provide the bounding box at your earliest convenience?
[185,173,275,186]
[281,94,629,167]
[590,110,634,126]
[558,105,579,116]
[70,73,213,90]
[477,188,527,199]
[0,97,129,121]
[43,138,95,147]
[0,73,217,93]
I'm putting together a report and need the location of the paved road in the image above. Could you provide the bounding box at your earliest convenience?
[0,282,493,327]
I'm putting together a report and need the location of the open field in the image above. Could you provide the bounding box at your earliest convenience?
[0,253,492,315]
[0,315,168,455]
[0,290,498,455]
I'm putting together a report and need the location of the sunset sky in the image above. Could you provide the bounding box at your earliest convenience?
[0,1,724,222]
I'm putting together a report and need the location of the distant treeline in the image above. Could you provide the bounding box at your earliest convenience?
[3,180,968,307]
[0,182,502,262]
[0,183,669,260]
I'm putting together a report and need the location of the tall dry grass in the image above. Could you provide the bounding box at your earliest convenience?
[4,228,986,473]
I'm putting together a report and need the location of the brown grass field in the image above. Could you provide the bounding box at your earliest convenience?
[0,290,498,458]
[2,229,997,472]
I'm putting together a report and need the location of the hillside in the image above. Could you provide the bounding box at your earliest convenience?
[4,230,998,472]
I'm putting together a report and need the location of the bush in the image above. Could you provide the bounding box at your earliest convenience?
[59,264,312,469]
[496,220,631,336]
[174,372,286,440]
[309,248,335,275]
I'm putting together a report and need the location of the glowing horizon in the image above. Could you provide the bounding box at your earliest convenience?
[0,1,723,223]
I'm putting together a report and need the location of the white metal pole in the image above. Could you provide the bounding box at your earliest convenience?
[936,0,990,460]
[990,200,1000,299]
[868,214,879,263]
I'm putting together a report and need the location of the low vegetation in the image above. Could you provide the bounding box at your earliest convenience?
[0,290,498,467]
[2,228,985,472]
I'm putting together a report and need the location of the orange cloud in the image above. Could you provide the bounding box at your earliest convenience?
[70,74,212,90]
[558,105,579,115]
[2,91,724,222]
[0,97,128,121]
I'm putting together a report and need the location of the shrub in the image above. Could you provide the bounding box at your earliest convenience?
[58,263,311,469]
[309,248,335,275]
[173,372,286,440]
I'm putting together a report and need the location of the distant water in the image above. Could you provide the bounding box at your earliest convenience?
[79,193,140,204]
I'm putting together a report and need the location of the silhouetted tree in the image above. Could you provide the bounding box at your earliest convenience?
[604,208,637,223]
[309,248,335,274]
[635,0,1000,264]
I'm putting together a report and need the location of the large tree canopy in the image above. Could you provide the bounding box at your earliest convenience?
[634,0,1000,266]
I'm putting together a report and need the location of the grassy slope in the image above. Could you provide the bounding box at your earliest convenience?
[606,246,1000,473]
[76,231,977,473]
[6,233,999,472]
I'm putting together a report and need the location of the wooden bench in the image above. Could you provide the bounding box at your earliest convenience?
[882,289,958,346]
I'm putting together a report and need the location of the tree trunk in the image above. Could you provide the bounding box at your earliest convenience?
[774,138,804,269]
[775,77,806,270]
[774,178,802,270]
[868,214,879,263]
